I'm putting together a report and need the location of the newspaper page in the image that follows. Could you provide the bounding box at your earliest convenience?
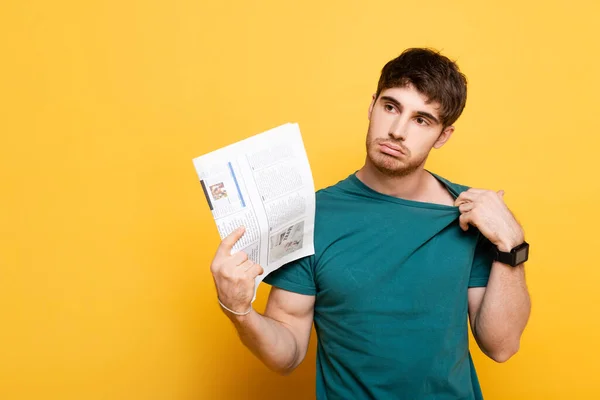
[192,123,316,302]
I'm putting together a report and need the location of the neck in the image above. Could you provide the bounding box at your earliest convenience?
[355,159,431,201]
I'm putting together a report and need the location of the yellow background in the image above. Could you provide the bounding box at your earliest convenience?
[1,1,598,399]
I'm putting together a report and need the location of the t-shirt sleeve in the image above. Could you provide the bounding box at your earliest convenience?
[469,232,495,288]
[262,255,317,296]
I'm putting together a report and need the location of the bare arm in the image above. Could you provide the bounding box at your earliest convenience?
[227,287,315,375]
[468,261,531,362]
[210,226,315,375]
[456,188,531,363]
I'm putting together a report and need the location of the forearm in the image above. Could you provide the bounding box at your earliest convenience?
[227,309,301,375]
[473,261,531,362]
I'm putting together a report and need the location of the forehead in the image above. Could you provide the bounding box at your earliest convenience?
[379,86,441,118]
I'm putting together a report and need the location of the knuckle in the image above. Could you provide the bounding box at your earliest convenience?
[218,271,228,281]
[221,268,235,280]
[210,259,222,272]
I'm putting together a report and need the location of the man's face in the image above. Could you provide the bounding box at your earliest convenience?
[365,85,453,177]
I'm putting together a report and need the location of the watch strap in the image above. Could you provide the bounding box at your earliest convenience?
[495,241,529,267]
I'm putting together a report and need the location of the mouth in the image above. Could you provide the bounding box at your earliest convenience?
[378,142,407,157]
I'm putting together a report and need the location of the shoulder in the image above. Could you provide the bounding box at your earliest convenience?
[314,173,359,203]
[310,173,367,238]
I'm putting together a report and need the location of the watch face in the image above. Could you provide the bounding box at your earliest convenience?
[515,247,529,265]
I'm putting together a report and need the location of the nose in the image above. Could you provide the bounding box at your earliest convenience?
[388,115,408,141]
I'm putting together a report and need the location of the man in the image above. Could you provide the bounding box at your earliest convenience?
[209,48,531,399]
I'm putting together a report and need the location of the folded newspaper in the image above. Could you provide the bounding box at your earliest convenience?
[192,123,316,301]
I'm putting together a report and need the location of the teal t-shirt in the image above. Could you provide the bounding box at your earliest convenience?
[263,171,495,400]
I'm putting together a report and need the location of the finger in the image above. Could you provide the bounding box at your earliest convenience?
[459,212,471,231]
[455,190,479,206]
[218,226,246,256]
[456,188,498,206]
[237,259,254,270]
[230,250,248,266]
[454,198,472,207]
[244,263,265,278]
[459,202,474,213]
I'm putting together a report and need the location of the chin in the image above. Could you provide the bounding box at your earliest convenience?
[369,152,416,177]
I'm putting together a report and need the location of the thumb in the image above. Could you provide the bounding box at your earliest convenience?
[218,226,246,256]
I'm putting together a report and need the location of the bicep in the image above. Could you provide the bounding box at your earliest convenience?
[264,286,315,361]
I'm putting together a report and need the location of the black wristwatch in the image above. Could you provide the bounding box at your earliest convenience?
[495,241,529,267]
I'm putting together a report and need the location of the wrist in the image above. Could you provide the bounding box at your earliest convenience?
[227,308,255,325]
[218,297,253,317]
[494,240,530,267]
[495,232,525,253]
[497,241,521,253]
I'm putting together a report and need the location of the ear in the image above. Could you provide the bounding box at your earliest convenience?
[368,94,376,120]
[433,125,454,149]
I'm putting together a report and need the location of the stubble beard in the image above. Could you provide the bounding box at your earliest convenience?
[365,131,423,178]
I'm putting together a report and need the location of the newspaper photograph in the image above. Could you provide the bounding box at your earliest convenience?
[192,123,316,301]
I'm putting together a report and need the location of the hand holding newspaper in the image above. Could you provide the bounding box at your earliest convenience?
[193,123,316,302]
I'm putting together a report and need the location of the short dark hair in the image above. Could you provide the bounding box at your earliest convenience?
[375,48,468,127]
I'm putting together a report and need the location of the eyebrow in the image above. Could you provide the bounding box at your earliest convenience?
[380,95,440,125]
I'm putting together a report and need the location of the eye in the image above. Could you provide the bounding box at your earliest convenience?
[384,104,397,113]
[415,117,429,126]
